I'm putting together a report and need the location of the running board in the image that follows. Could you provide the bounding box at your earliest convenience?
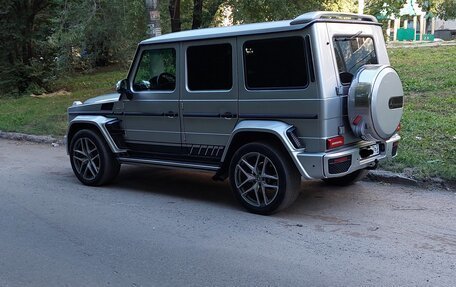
[118,157,220,172]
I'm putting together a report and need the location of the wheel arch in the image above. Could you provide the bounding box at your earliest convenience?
[214,120,302,180]
[67,116,125,155]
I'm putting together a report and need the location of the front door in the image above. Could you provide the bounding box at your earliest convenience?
[121,44,181,155]
[180,38,238,162]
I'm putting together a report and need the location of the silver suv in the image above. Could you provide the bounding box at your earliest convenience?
[67,12,403,214]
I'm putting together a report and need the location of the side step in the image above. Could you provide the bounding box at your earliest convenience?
[118,157,220,172]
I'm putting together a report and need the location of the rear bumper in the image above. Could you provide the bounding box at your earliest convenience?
[294,134,400,179]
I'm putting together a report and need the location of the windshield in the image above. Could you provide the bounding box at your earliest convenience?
[333,36,378,84]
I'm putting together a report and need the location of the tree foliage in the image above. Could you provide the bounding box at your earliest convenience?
[53,0,147,70]
[5,0,420,97]
[0,0,147,97]
[0,0,59,96]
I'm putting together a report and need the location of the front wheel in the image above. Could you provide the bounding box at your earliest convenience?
[70,129,120,186]
[229,142,301,215]
[322,169,368,186]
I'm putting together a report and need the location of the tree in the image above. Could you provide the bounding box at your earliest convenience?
[0,0,58,96]
[169,0,182,32]
[436,0,456,20]
[192,0,203,29]
[54,0,147,69]
[226,0,357,24]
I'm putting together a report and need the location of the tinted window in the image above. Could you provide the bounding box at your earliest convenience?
[133,48,176,91]
[244,37,308,89]
[333,36,377,84]
[187,43,232,91]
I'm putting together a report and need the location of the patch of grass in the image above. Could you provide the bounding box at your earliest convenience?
[382,46,456,181]
[0,46,454,181]
[0,67,126,136]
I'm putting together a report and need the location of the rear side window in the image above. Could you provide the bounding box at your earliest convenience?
[187,43,232,91]
[244,37,308,89]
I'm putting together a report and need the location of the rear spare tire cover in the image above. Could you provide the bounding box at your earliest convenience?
[348,65,404,141]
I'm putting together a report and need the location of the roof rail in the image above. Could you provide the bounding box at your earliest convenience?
[290,11,378,25]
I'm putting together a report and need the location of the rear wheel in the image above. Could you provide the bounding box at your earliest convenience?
[229,142,301,215]
[70,129,120,186]
[322,169,368,186]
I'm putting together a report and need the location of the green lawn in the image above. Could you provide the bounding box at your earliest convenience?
[383,46,456,181]
[0,67,126,136]
[0,46,454,181]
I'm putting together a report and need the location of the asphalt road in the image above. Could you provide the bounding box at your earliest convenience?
[0,139,455,286]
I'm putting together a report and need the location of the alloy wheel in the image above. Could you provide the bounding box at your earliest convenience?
[234,152,279,207]
[72,137,101,181]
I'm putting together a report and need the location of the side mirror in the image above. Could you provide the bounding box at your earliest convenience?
[116,79,133,100]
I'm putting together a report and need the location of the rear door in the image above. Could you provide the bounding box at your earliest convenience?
[180,38,238,161]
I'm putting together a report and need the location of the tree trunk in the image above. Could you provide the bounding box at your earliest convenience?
[169,0,181,32]
[192,0,203,29]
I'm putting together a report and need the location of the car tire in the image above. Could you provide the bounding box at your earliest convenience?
[229,142,301,215]
[70,129,120,186]
[322,169,368,186]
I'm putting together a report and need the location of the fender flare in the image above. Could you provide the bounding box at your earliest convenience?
[220,120,312,179]
[67,115,126,154]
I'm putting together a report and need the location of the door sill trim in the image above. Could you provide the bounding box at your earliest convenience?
[118,157,220,171]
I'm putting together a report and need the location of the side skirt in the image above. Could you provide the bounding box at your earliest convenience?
[118,157,220,172]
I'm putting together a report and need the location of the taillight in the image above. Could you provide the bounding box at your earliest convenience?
[396,123,401,132]
[326,136,344,149]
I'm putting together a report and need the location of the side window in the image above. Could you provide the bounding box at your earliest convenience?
[244,37,308,89]
[133,48,176,91]
[187,43,232,91]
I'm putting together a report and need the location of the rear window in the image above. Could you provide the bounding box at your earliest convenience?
[243,37,308,90]
[333,36,378,84]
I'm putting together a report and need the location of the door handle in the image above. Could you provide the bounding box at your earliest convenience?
[220,112,236,119]
[164,111,178,118]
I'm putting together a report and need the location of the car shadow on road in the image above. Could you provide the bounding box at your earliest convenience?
[114,165,238,210]
[113,165,367,215]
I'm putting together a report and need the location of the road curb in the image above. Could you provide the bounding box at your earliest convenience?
[365,170,418,186]
[0,131,64,145]
[366,170,455,191]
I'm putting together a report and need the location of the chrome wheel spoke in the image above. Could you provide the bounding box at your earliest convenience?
[241,159,256,174]
[237,165,252,178]
[73,155,85,162]
[261,173,278,180]
[261,184,269,205]
[241,184,257,196]
[83,162,90,177]
[74,149,86,157]
[237,177,254,189]
[254,153,261,171]
[263,183,278,190]
[90,160,99,174]
[253,184,261,206]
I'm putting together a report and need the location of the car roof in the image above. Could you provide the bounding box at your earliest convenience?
[140,11,378,45]
[140,20,303,45]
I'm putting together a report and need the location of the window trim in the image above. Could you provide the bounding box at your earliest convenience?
[185,42,234,92]
[243,36,310,91]
[131,47,177,93]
